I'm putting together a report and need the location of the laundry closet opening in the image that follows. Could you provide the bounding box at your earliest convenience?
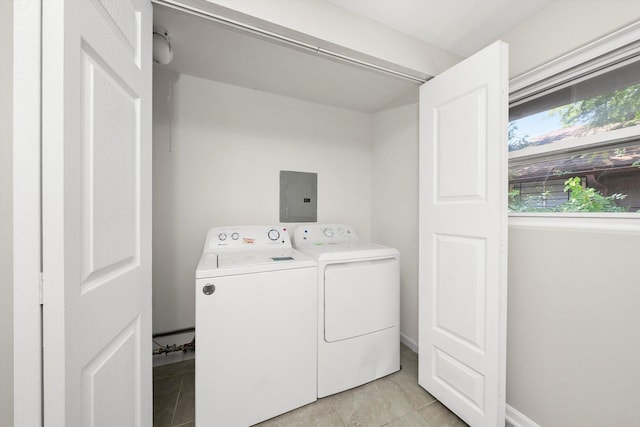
[150,3,422,365]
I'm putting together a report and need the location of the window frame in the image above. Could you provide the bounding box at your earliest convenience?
[508,21,640,218]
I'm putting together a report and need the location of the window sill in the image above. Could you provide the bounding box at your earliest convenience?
[509,212,640,231]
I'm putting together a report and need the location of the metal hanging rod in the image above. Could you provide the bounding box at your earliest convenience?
[152,0,428,84]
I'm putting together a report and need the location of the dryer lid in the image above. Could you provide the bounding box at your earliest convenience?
[295,241,399,261]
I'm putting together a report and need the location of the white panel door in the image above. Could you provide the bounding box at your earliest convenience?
[418,41,508,426]
[42,0,152,425]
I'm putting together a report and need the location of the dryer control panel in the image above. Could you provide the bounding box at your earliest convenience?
[292,224,359,246]
[203,225,291,251]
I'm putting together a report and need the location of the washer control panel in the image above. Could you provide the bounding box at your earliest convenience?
[292,224,359,246]
[203,225,291,251]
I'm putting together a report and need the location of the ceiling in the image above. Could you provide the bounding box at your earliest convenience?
[328,0,553,57]
[153,5,418,113]
[153,1,553,112]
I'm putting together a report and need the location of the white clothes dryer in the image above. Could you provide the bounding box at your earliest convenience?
[292,224,400,397]
[195,225,317,427]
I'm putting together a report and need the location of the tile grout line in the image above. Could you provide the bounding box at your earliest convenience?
[169,374,185,427]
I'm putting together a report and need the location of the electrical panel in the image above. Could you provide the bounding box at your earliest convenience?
[280,170,317,222]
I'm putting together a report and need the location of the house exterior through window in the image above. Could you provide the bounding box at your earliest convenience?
[508,29,640,213]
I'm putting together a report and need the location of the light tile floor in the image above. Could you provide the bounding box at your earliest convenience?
[153,344,468,427]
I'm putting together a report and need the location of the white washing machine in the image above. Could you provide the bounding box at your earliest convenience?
[292,224,400,397]
[195,225,317,427]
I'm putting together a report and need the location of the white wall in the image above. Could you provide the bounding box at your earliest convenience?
[500,1,640,77]
[0,0,14,424]
[371,103,419,350]
[508,221,640,426]
[153,67,373,335]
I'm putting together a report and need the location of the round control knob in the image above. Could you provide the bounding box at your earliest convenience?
[323,228,334,237]
[231,232,239,240]
[267,229,280,241]
[218,233,227,241]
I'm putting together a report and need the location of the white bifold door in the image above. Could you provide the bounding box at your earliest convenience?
[418,41,509,426]
[42,0,153,425]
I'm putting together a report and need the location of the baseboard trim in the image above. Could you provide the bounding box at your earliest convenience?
[400,332,418,353]
[506,404,540,427]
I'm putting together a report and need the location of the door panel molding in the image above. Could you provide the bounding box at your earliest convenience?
[418,41,508,426]
[42,0,152,425]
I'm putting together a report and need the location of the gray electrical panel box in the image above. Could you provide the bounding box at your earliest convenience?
[280,170,317,222]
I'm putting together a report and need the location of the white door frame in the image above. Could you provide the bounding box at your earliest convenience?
[3,1,43,426]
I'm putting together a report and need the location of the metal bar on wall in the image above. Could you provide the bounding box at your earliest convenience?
[152,0,428,84]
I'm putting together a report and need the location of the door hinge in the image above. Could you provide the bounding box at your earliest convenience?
[39,272,44,305]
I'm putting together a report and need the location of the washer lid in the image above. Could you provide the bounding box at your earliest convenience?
[196,248,315,278]
[218,249,309,268]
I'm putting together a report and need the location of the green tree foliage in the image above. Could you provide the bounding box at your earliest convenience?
[552,83,640,131]
[509,177,628,213]
[558,177,627,212]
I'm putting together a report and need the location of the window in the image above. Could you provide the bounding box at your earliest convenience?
[508,29,640,213]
